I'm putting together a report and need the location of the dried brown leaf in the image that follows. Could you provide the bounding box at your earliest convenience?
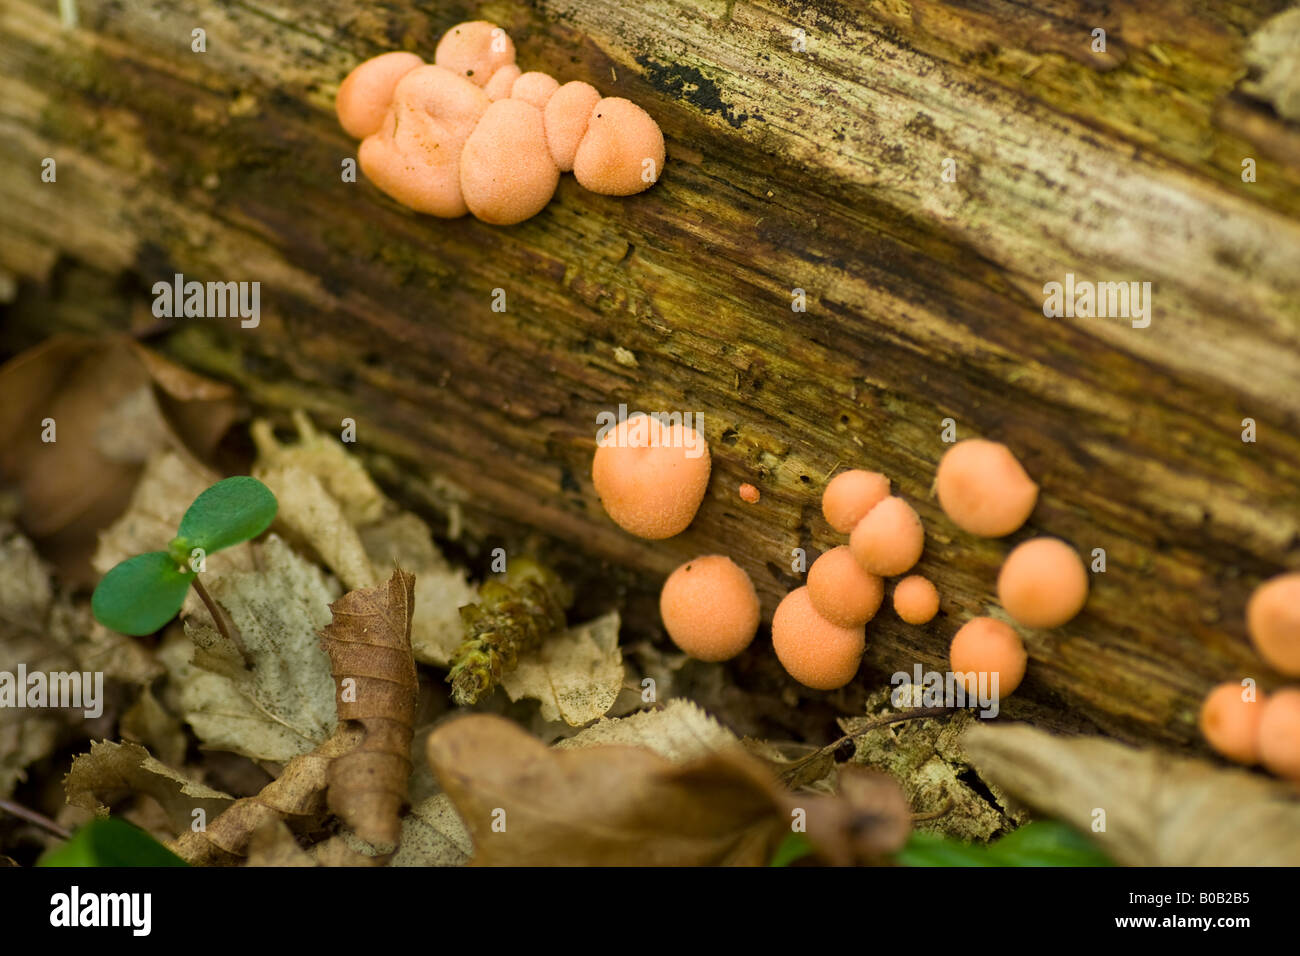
[962,722,1300,865]
[0,335,238,585]
[64,740,233,833]
[170,724,363,865]
[319,568,417,854]
[499,611,624,726]
[426,713,789,866]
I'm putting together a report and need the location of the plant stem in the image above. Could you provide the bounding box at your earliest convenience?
[191,576,252,669]
[0,797,72,839]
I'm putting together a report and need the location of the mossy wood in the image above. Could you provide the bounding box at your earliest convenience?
[3,0,1299,749]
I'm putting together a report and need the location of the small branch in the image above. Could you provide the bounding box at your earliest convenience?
[191,576,253,669]
[779,706,952,785]
[911,798,955,822]
[0,798,72,840]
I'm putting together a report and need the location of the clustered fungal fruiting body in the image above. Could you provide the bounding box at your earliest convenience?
[996,537,1089,629]
[588,410,1300,783]
[849,495,924,577]
[591,415,711,539]
[772,587,866,690]
[949,617,1028,698]
[820,469,890,534]
[336,21,665,225]
[807,545,884,628]
[1198,573,1300,783]
[1247,572,1300,675]
[659,555,760,662]
[1198,682,1265,765]
[935,439,1038,537]
[893,574,939,625]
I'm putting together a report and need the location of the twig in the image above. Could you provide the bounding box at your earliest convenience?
[779,706,952,785]
[191,576,253,669]
[0,798,72,840]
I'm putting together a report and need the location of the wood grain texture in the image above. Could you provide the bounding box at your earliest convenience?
[2,0,1298,748]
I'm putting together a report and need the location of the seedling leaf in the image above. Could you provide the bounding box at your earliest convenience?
[91,551,194,636]
[38,817,188,867]
[896,820,1113,867]
[177,475,277,554]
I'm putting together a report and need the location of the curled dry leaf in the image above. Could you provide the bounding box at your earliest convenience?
[962,722,1300,866]
[245,818,317,867]
[426,713,790,866]
[0,335,239,585]
[797,766,912,866]
[170,724,363,866]
[319,568,417,854]
[500,610,624,726]
[64,739,233,834]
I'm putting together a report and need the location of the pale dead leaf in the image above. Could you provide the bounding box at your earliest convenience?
[962,722,1300,866]
[257,465,376,590]
[65,739,233,833]
[121,685,188,767]
[557,698,738,760]
[500,611,624,726]
[246,819,317,867]
[359,513,475,667]
[166,536,339,762]
[251,411,388,528]
[390,793,474,867]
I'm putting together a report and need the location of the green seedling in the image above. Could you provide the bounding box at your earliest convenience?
[91,476,277,637]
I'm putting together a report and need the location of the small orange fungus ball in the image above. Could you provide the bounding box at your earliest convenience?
[821,469,890,534]
[997,537,1088,629]
[572,98,665,196]
[484,64,522,101]
[659,555,759,662]
[357,65,489,218]
[738,483,760,504]
[1199,682,1266,765]
[336,51,423,139]
[544,81,602,172]
[935,439,1038,537]
[771,587,865,690]
[1259,689,1300,782]
[849,496,924,577]
[591,414,711,540]
[433,21,516,87]
[894,575,939,625]
[949,617,1028,699]
[807,546,884,628]
[459,99,560,225]
[511,71,560,109]
[1247,573,1300,675]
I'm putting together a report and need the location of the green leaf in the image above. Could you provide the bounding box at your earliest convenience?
[91,551,194,636]
[38,817,188,867]
[769,831,815,867]
[177,476,277,554]
[896,821,1114,867]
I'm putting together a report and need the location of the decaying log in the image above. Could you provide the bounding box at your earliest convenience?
[2,0,1299,749]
